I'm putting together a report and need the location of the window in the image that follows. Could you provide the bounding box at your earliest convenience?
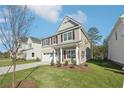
[68,31,72,40]
[66,50,76,59]
[28,43,32,48]
[64,33,67,41]
[115,31,117,40]
[51,36,57,44]
[67,50,70,58]
[63,31,73,41]
[71,50,76,58]
[32,53,34,57]
[42,39,49,46]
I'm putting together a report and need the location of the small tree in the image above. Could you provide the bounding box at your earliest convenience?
[0,5,34,87]
[102,39,108,60]
[87,27,102,59]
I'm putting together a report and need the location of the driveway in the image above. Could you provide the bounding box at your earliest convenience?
[0,62,48,75]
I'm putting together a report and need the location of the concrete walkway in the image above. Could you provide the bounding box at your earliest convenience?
[0,62,46,75]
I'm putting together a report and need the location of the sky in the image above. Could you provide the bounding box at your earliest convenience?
[0,5,124,52]
[28,5,124,39]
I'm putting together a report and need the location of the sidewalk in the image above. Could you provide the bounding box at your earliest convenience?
[0,62,43,75]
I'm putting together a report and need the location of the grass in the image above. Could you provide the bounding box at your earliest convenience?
[0,58,39,67]
[0,60,124,88]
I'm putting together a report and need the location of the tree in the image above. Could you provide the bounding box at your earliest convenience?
[93,45,106,60]
[0,5,34,87]
[87,27,102,59]
[102,39,108,60]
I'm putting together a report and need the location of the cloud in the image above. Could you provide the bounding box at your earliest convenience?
[28,6,62,23]
[68,10,87,24]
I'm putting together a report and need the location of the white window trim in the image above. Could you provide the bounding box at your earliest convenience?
[51,36,57,45]
[63,31,73,42]
[68,31,73,40]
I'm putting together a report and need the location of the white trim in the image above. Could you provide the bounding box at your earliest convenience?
[63,31,73,42]
[76,46,79,65]
[60,48,62,63]
[51,36,57,45]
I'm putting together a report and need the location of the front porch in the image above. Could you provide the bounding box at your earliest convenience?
[53,45,80,65]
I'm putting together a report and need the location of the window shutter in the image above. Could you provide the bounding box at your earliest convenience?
[64,51,66,59]
[73,30,75,40]
[51,37,52,44]
[56,35,58,44]
[49,38,50,45]
[61,34,63,42]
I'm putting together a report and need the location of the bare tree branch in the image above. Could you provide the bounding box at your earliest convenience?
[0,5,34,87]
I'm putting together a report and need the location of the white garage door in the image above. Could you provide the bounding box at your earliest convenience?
[42,53,53,64]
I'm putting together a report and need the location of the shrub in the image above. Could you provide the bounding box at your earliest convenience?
[64,60,69,66]
[36,57,40,61]
[56,61,61,67]
[84,63,88,67]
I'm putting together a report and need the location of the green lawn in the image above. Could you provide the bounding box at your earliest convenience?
[0,60,124,88]
[0,58,39,67]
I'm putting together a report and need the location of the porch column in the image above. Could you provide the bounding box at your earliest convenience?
[53,49,56,64]
[122,66,124,70]
[76,46,79,65]
[60,48,62,64]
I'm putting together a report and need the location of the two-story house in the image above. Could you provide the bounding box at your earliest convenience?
[18,36,41,60]
[41,16,91,65]
[108,13,124,69]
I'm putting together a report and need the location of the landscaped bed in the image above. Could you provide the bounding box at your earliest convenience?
[0,60,124,88]
[51,63,91,72]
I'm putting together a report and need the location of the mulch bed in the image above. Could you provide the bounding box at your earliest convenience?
[51,63,92,72]
[4,80,38,88]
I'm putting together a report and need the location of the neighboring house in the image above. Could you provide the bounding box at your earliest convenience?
[108,14,124,69]
[18,36,41,60]
[41,16,91,65]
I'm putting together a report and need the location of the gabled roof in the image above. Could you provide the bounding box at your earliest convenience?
[20,37,28,43]
[64,16,82,26]
[56,16,81,33]
[29,36,41,44]
[107,13,124,41]
[57,16,91,43]
[41,16,91,43]
[20,36,41,44]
